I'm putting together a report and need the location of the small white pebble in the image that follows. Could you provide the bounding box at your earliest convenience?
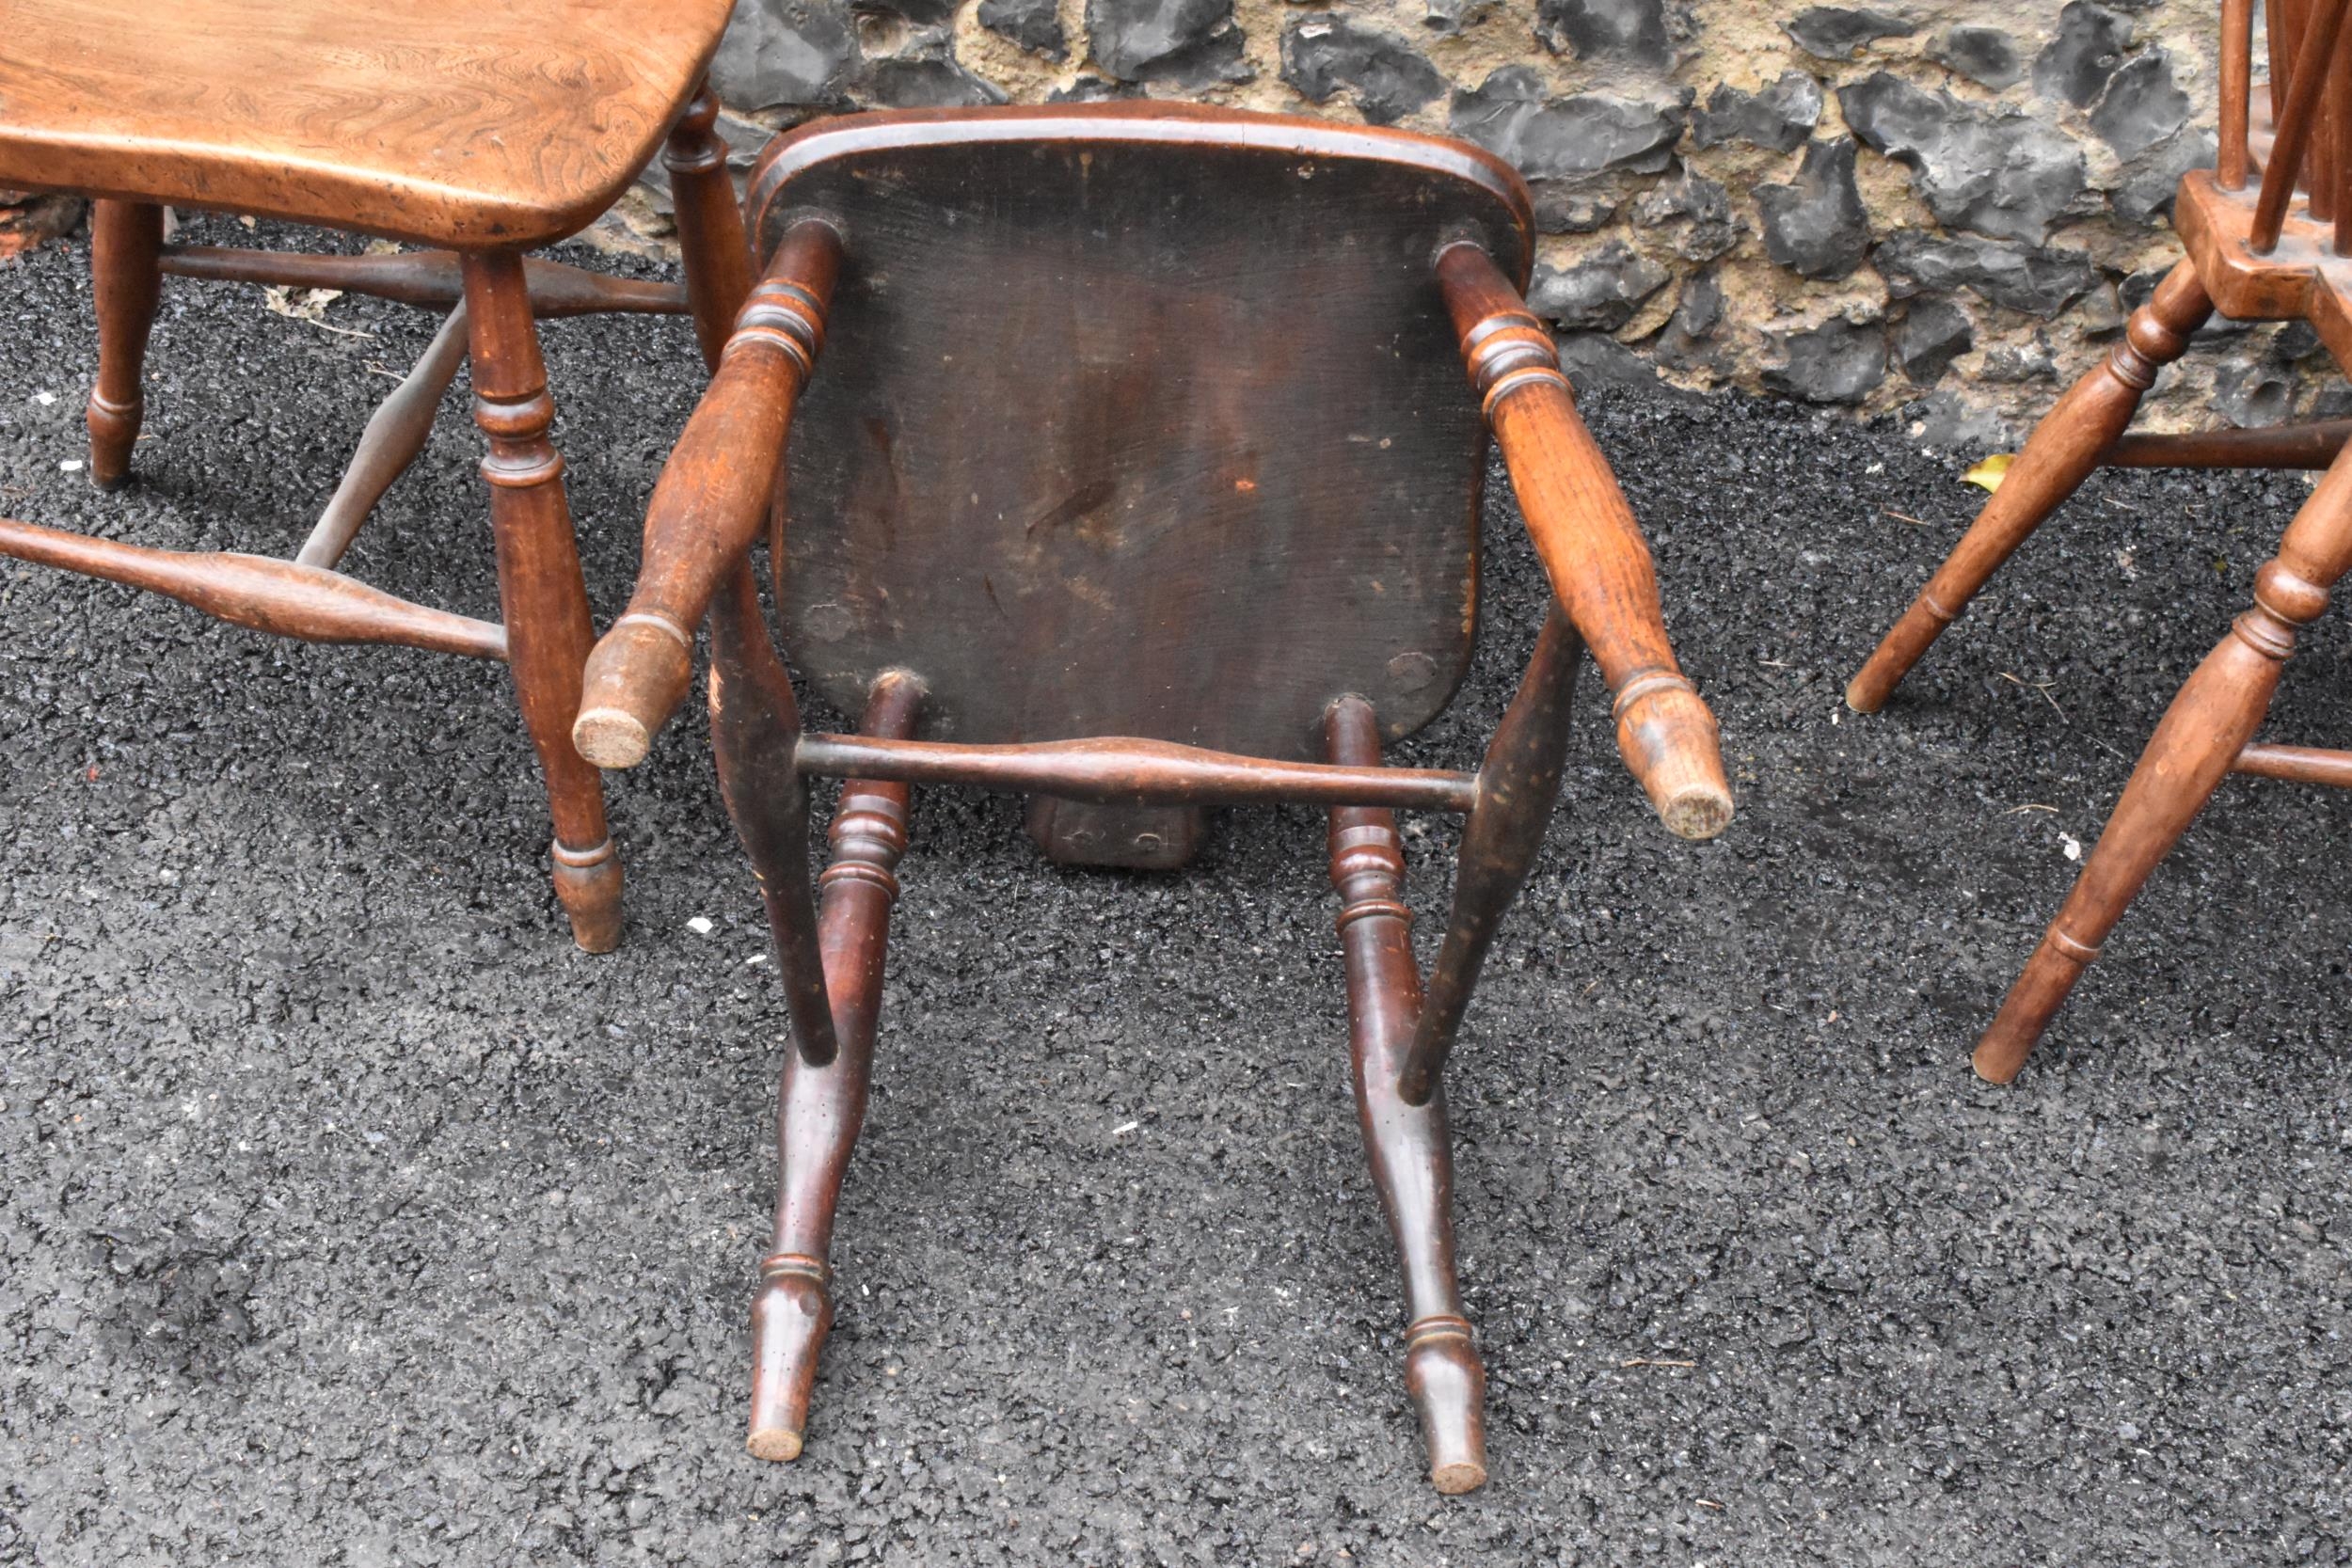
[34,390,56,405]
[745,952,767,965]
[59,459,83,473]
[1111,1119,1140,1135]
[686,915,714,935]
[2059,832,2083,862]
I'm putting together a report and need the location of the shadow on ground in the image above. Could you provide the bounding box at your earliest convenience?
[1,220,2348,1566]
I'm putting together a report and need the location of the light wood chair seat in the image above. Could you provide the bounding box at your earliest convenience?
[0,0,731,245]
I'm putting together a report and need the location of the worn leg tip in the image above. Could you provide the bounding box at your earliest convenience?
[745,1427,804,1464]
[1842,677,1884,714]
[552,842,623,954]
[1970,1044,2024,1085]
[1430,1458,1488,1496]
[87,468,130,493]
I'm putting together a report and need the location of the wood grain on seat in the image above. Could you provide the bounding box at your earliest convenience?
[0,0,734,246]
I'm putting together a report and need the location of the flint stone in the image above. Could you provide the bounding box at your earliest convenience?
[1450,68,1686,180]
[2090,48,2190,160]
[1536,0,1670,66]
[1839,71,2085,244]
[861,51,1009,107]
[1873,231,2100,317]
[1930,24,2023,88]
[1528,242,1671,331]
[1979,340,2055,381]
[2113,126,2214,223]
[1089,0,1253,85]
[1757,136,1869,280]
[708,0,858,110]
[979,0,1067,58]
[1048,74,1144,100]
[1280,17,1445,126]
[1555,332,1664,392]
[1653,269,1728,372]
[1892,300,1972,384]
[1691,72,1822,153]
[1764,318,1886,404]
[855,0,960,24]
[1785,7,1915,59]
[2034,2,2134,107]
[1422,0,1497,34]
[2215,353,2295,426]
[1629,168,1740,261]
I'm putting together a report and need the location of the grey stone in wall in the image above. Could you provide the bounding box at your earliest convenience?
[1535,0,1673,68]
[979,0,1068,58]
[1529,241,1672,329]
[862,48,1010,105]
[1765,317,1886,404]
[1088,0,1252,84]
[1874,231,2100,317]
[1690,72,1821,153]
[1928,24,2023,88]
[1629,168,1740,261]
[1756,136,1869,280]
[707,0,858,110]
[1449,68,1685,181]
[1839,72,2085,244]
[1279,16,1445,125]
[2033,2,2135,106]
[2090,47,2190,161]
[1892,300,1973,385]
[1784,7,1915,60]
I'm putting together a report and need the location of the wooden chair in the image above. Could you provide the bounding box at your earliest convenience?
[0,0,747,951]
[566,104,1734,1493]
[1847,0,2352,1081]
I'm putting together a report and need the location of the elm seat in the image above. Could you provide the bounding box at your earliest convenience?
[0,0,734,246]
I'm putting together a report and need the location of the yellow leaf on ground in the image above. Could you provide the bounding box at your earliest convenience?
[1963,452,2014,493]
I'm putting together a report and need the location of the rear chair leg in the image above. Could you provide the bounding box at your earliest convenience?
[731,660,923,1463]
[87,200,165,489]
[1974,446,2352,1080]
[1326,697,1487,1496]
[463,251,623,951]
[1846,260,2212,712]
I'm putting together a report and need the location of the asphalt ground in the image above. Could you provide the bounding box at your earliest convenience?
[2,219,2349,1566]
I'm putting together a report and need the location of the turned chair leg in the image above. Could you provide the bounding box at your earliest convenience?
[723,646,923,1464]
[86,199,165,490]
[1974,448,2352,1081]
[461,251,623,952]
[1326,696,1486,1496]
[663,81,754,373]
[1847,260,2214,712]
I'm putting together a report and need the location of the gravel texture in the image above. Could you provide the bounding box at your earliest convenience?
[2,221,2350,1566]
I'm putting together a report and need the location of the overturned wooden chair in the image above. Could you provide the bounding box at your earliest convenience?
[0,0,746,949]
[568,104,1733,1492]
[1847,0,2352,1080]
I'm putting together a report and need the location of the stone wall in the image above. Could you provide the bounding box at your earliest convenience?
[680,0,2307,440]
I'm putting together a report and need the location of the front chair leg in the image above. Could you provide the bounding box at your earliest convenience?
[1326,697,1486,1496]
[1401,606,1581,1106]
[463,251,622,951]
[87,199,165,489]
[1974,445,2352,1081]
[1846,260,2212,712]
[663,81,755,372]
[730,655,924,1463]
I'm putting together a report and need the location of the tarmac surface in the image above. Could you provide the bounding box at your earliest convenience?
[2,219,2349,1566]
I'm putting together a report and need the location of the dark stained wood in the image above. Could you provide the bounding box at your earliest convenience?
[296,304,472,569]
[1024,798,1206,870]
[708,562,841,1074]
[2231,739,2352,783]
[789,733,1480,812]
[158,245,689,318]
[584,105,1725,1487]
[1846,261,2213,713]
[1324,697,1486,1495]
[0,0,738,248]
[1976,447,2352,1081]
[2106,418,2352,468]
[86,199,164,489]
[1851,33,2352,1077]
[463,251,619,954]
[1399,607,1581,1107]
[0,515,506,659]
[745,673,921,1464]
[572,221,843,770]
[745,104,1531,765]
[664,87,756,372]
[1436,244,1730,840]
